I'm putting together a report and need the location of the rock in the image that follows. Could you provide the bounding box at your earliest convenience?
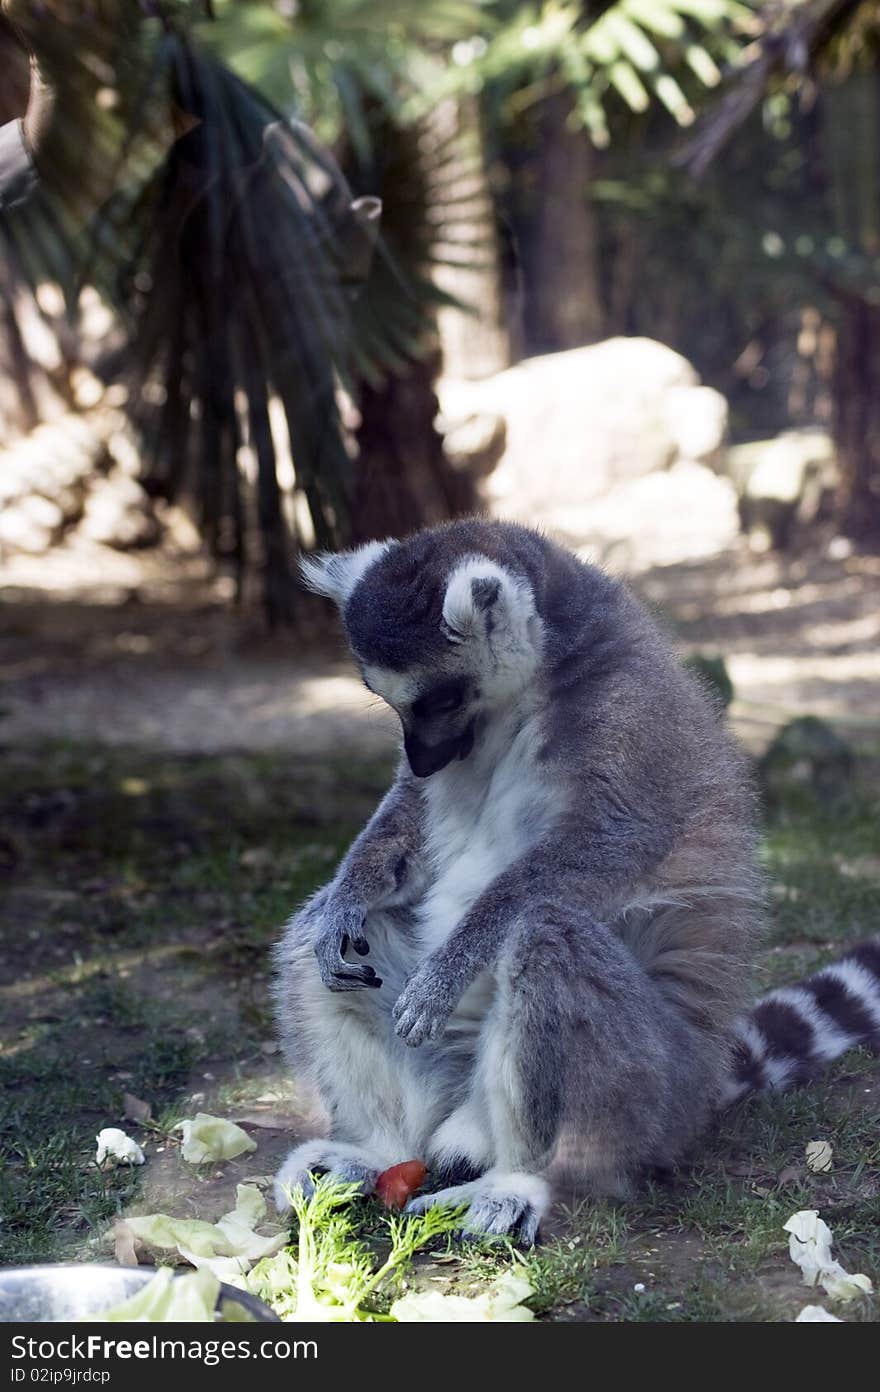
[0,414,107,506]
[70,366,105,410]
[0,406,162,561]
[0,491,66,555]
[79,471,160,550]
[727,431,835,550]
[664,385,728,469]
[439,338,730,554]
[0,506,53,554]
[442,411,506,480]
[563,460,738,571]
[18,493,64,532]
[759,716,854,805]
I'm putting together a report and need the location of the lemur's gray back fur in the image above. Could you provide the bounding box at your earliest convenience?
[272,520,876,1240]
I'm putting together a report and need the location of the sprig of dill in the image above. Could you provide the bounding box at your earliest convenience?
[247,1176,465,1321]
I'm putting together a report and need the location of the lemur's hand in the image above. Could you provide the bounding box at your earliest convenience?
[393,956,458,1046]
[314,895,382,992]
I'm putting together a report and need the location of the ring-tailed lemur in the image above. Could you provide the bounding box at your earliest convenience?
[273,520,880,1242]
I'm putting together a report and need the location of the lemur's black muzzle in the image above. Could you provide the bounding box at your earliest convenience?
[404,716,477,778]
[404,731,462,778]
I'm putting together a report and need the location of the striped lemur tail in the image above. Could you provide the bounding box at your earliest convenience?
[720,937,880,1107]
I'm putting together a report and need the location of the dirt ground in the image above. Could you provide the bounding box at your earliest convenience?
[2,533,878,759]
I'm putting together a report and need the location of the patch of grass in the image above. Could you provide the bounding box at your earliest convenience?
[0,740,877,1321]
[0,1034,195,1265]
[0,743,390,1266]
[761,777,880,949]
[453,1201,631,1316]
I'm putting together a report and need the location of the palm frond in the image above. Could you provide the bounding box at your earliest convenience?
[123,36,378,618]
[3,3,385,623]
[421,0,746,147]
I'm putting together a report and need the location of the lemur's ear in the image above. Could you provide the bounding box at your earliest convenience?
[470,576,501,611]
[442,557,533,640]
[300,540,392,608]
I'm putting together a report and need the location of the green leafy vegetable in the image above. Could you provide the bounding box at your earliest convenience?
[176,1113,257,1164]
[93,1268,220,1323]
[248,1175,466,1321]
[116,1184,287,1286]
[391,1269,536,1322]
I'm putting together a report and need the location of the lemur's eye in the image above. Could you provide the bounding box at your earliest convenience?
[432,692,463,715]
[415,684,465,718]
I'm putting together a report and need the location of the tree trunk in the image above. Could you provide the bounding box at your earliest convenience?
[527,93,604,353]
[343,99,480,543]
[351,348,475,543]
[832,293,880,541]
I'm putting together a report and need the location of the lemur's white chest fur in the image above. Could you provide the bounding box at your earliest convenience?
[419,706,555,955]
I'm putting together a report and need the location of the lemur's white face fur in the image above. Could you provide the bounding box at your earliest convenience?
[302,541,544,778]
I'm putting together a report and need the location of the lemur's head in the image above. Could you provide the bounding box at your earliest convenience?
[302,522,546,777]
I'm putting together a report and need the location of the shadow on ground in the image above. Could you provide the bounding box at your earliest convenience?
[1,742,878,1320]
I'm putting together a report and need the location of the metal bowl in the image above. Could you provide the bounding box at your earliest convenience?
[0,1264,279,1323]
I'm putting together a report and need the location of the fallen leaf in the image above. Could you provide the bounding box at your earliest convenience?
[113,1221,140,1268]
[806,1140,833,1174]
[120,1185,286,1284]
[92,1267,220,1323]
[123,1093,152,1124]
[820,1270,873,1301]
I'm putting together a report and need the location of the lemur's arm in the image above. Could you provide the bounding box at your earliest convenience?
[392,794,679,1044]
[312,768,426,992]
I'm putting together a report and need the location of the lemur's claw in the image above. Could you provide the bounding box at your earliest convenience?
[315,898,381,990]
[328,963,382,991]
[316,933,381,991]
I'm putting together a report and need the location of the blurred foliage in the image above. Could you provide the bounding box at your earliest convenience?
[760,714,855,806]
[678,0,880,532]
[3,0,762,620]
[577,94,830,436]
[206,0,487,136]
[203,3,499,380]
[490,1,880,455]
[2,0,485,621]
[4,0,880,615]
[432,0,752,146]
[682,652,735,708]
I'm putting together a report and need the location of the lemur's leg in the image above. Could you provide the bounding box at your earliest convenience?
[421,973,500,1183]
[424,1094,494,1185]
[413,907,712,1241]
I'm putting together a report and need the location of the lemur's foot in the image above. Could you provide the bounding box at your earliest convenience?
[406,1170,550,1246]
[273,1140,379,1213]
